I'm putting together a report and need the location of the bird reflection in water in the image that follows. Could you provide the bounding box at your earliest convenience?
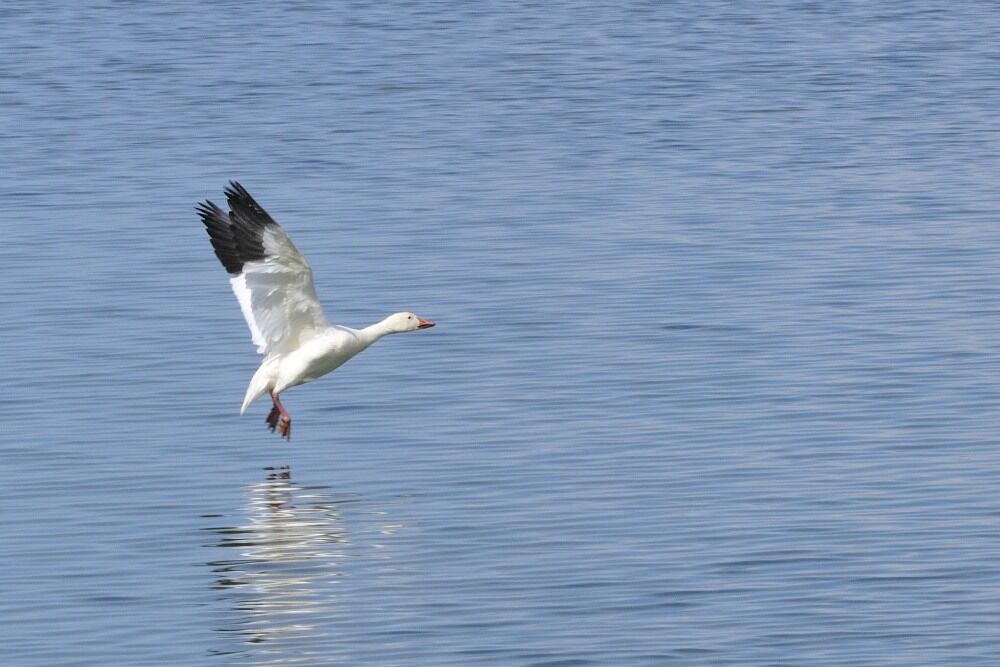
[204,466,357,658]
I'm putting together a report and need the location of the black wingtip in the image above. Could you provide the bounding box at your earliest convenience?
[224,180,248,200]
[197,198,245,274]
[198,183,281,274]
[224,181,277,229]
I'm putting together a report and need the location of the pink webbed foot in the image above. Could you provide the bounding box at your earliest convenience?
[265,406,281,432]
[277,416,291,440]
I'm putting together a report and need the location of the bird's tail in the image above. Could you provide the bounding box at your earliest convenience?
[240,364,274,415]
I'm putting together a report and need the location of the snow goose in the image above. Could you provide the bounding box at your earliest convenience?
[197,182,435,439]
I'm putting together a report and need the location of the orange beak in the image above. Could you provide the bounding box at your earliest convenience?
[417,318,435,329]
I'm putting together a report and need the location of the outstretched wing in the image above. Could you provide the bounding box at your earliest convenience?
[197,182,330,356]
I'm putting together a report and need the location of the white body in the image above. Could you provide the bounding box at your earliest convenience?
[231,227,427,414]
[240,321,391,414]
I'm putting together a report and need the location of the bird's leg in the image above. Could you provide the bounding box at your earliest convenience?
[269,390,292,440]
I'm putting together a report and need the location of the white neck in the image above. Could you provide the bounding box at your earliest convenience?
[359,315,399,345]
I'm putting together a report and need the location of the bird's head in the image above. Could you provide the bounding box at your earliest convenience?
[385,311,435,334]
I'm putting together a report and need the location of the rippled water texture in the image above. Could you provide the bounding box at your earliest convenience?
[4,1,1000,665]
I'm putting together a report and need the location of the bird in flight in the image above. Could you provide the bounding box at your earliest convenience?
[197,182,435,439]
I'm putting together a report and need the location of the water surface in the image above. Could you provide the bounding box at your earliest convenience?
[4,1,1000,665]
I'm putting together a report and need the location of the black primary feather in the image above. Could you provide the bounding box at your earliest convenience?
[197,182,278,274]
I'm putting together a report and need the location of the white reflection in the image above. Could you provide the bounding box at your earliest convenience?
[206,466,357,661]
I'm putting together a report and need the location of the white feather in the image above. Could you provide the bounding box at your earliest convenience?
[229,273,267,353]
[230,226,330,358]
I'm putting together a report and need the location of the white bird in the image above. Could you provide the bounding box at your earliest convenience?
[197,182,435,439]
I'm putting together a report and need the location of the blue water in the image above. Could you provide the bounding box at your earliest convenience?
[4,1,1000,665]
